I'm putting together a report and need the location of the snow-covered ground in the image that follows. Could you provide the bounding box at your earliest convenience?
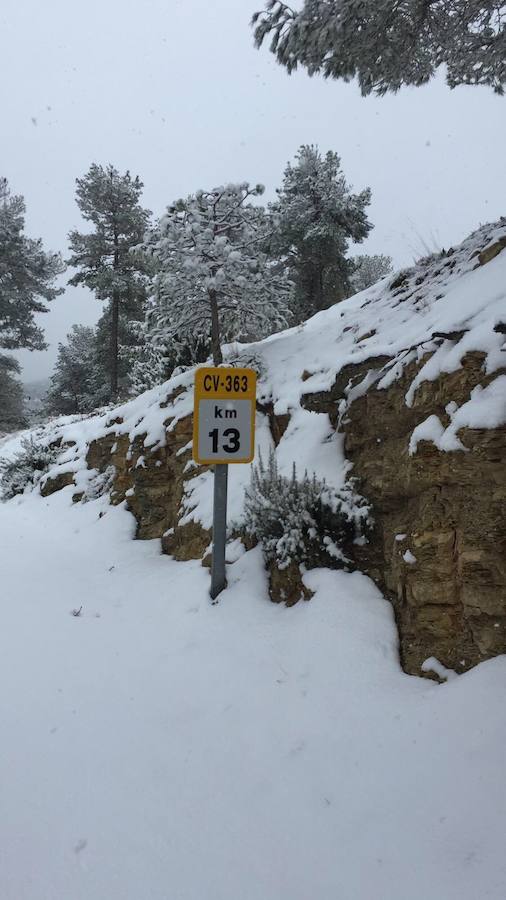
[1,486,506,900]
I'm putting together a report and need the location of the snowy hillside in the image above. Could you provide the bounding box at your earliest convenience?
[1,221,505,900]
[3,219,504,523]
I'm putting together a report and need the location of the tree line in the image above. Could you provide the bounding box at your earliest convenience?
[1,146,393,428]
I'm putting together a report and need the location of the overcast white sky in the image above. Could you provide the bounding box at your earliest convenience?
[3,0,506,382]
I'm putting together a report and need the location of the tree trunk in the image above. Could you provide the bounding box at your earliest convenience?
[110,289,119,398]
[318,263,325,310]
[110,228,120,399]
[209,289,223,366]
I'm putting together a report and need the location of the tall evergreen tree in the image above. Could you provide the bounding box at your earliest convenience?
[45,325,108,416]
[0,177,63,432]
[0,355,26,433]
[68,165,152,400]
[252,1,506,95]
[143,183,292,365]
[270,146,372,319]
[0,177,64,352]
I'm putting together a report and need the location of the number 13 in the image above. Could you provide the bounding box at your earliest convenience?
[209,428,240,454]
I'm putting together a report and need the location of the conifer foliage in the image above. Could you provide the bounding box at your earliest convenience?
[0,436,58,500]
[350,254,393,293]
[270,146,372,319]
[0,355,26,432]
[0,177,64,432]
[45,325,108,416]
[143,183,293,366]
[0,177,64,352]
[68,165,152,400]
[252,1,506,96]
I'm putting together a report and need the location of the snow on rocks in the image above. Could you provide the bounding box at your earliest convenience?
[409,376,506,455]
[402,550,417,565]
[253,218,506,419]
[422,656,459,682]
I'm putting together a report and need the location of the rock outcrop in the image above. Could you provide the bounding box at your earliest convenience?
[314,351,505,675]
[83,410,212,560]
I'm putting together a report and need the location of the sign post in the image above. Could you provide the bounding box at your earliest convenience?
[193,367,256,602]
[211,464,228,600]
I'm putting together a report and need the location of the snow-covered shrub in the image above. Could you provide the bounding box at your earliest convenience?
[83,465,116,501]
[0,437,59,500]
[243,450,370,570]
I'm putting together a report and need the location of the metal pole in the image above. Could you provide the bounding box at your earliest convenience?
[210,463,228,602]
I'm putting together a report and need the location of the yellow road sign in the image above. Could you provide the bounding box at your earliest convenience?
[193,366,257,465]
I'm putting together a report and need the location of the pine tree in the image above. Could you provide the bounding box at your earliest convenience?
[269,146,372,320]
[128,338,171,396]
[68,164,152,400]
[129,313,210,396]
[349,254,393,294]
[0,355,26,433]
[0,177,64,352]
[252,1,506,96]
[143,183,293,365]
[0,177,63,432]
[45,325,108,416]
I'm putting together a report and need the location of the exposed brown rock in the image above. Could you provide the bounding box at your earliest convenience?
[40,471,75,497]
[268,561,314,607]
[478,236,506,266]
[162,521,210,561]
[334,351,506,676]
[85,413,208,546]
[356,328,376,342]
[257,400,290,446]
[301,356,390,426]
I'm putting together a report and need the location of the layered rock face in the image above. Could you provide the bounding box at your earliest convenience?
[334,353,505,675]
[83,409,211,561]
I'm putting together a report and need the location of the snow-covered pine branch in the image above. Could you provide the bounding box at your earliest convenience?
[252,1,506,96]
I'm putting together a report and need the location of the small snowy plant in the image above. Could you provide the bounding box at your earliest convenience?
[243,450,369,570]
[0,437,59,500]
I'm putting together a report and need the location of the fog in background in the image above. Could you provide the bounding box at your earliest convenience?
[3,0,505,382]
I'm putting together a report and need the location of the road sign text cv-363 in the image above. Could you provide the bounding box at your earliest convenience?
[193,367,256,465]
